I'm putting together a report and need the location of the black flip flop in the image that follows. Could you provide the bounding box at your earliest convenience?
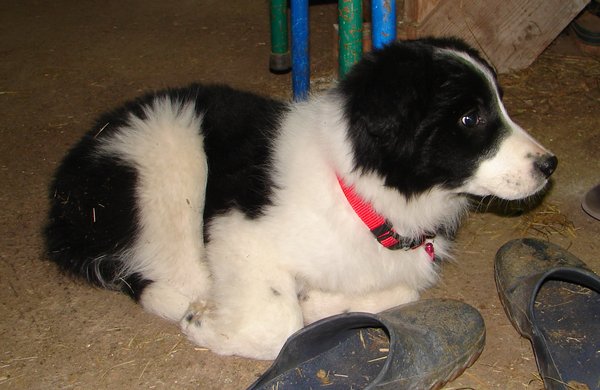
[247,299,485,390]
[495,238,600,390]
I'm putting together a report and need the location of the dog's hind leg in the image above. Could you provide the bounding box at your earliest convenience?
[100,98,212,322]
[133,170,211,323]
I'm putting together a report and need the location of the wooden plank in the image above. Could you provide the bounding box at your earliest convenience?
[404,0,441,23]
[403,0,589,72]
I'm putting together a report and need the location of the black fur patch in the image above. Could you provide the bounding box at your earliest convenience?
[45,136,140,289]
[121,272,153,301]
[186,85,288,224]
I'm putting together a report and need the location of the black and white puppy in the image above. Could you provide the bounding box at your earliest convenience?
[46,38,557,359]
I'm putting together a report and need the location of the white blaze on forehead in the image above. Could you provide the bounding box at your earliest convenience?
[435,48,500,100]
[437,48,550,150]
[437,48,553,200]
[437,48,509,124]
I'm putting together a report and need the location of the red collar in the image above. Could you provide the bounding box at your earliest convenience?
[337,176,435,258]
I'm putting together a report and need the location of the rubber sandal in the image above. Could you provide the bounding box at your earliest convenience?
[247,299,485,390]
[495,238,600,389]
[583,183,600,220]
[572,11,600,46]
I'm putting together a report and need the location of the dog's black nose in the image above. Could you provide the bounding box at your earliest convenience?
[535,154,558,178]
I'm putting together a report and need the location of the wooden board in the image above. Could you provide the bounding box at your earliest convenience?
[403,0,440,24]
[401,0,589,72]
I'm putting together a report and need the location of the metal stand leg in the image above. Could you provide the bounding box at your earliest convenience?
[269,0,291,73]
[291,0,309,101]
[338,0,363,78]
[371,0,396,50]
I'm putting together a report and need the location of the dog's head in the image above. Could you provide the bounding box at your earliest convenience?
[338,38,556,200]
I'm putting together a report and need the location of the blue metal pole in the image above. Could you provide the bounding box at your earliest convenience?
[290,0,309,101]
[372,0,396,50]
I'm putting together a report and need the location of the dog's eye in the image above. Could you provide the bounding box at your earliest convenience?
[460,111,481,128]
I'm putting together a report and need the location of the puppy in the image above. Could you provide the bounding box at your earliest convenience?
[46,38,557,359]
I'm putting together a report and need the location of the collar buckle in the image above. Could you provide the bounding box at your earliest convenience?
[371,220,402,249]
[372,221,435,251]
[337,175,436,256]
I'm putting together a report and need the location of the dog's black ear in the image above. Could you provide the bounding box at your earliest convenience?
[338,44,434,140]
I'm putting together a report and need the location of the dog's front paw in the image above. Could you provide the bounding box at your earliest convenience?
[180,300,209,329]
[178,299,300,360]
[180,300,227,354]
[180,306,274,359]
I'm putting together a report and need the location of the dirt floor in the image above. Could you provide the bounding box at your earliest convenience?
[1,1,599,389]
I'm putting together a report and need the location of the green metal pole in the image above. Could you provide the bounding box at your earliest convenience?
[269,0,291,73]
[338,0,363,78]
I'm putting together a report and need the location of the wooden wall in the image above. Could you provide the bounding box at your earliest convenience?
[399,0,589,72]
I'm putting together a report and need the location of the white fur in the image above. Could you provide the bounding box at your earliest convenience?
[464,127,551,199]
[97,98,211,321]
